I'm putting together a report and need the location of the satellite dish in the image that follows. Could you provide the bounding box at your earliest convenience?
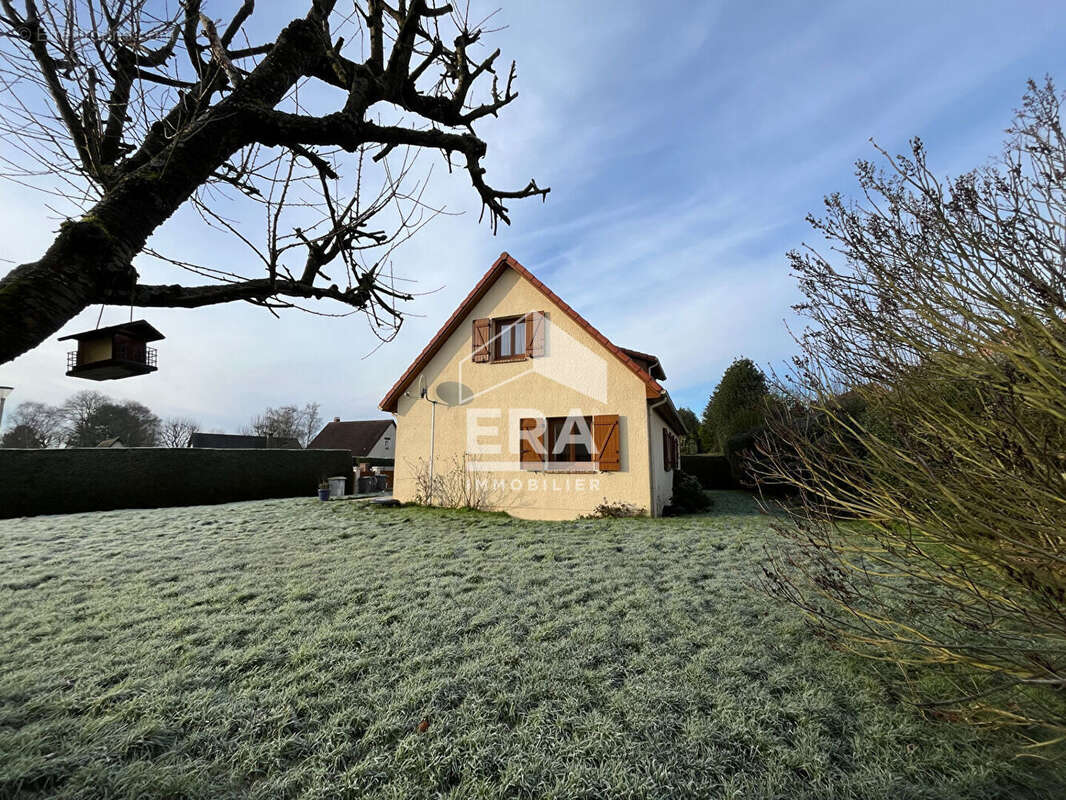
[435,381,470,405]
[417,375,428,399]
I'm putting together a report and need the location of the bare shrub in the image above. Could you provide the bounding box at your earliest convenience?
[409,454,502,511]
[761,78,1066,742]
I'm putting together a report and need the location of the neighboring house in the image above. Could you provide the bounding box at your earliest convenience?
[307,418,395,460]
[380,252,686,519]
[96,437,126,448]
[188,433,301,449]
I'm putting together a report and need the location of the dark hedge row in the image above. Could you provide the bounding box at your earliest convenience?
[0,448,353,519]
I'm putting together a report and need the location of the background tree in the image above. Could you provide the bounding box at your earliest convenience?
[298,402,322,449]
[0,401,64,448]
[1,424,46,448]
[699,358,769,453]
[60,391,109,442]
[159,417,200,448]
[0,1,548,365]
[66,398,160,447]
[761,79,1066,740]
[676,407,701,454]
[247,402,321,447]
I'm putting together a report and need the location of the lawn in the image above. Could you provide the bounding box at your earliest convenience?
[0,493,1062,799]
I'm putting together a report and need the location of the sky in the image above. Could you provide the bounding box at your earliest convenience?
[1,0,1065,435]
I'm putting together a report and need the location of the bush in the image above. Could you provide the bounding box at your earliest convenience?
[669,470,712,513]
[724,428,758,487]
[679,454,733,489]
[580,499,646,518]
[762,79,1066,738]
[725,426,797,497]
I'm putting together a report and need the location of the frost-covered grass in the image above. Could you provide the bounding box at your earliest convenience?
[0,493,1062,799]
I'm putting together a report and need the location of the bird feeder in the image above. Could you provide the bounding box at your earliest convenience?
[59,320,164,381]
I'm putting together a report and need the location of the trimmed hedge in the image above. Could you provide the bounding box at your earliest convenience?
[0,448,353,519]
[680,454,735,490]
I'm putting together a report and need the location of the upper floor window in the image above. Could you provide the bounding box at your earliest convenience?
[494,316,526,360]
[472,312,546,363]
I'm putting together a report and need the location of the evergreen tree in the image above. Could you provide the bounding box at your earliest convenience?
[699,358,769,453]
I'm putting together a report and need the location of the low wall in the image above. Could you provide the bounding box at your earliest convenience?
[0,448,353,519]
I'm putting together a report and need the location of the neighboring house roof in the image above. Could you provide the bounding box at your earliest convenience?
[59,319,165,342]
[380,252,669,412]
[96,437,125,448]
[308,419,394,456]
[189,432,301,449]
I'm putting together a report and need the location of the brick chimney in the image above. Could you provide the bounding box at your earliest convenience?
[333,417,340,422]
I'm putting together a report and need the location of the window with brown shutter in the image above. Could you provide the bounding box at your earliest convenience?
[526,311,546,357]
[472,313,547,363]
[493,316,527,361]
[472,318,491,362]
[593,414,621,471]
[546,416,594,467]
[519,417,545,469]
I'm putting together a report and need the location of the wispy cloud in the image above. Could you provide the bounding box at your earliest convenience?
[1,0,1063,427]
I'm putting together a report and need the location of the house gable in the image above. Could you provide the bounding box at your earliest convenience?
[379,253,666,412]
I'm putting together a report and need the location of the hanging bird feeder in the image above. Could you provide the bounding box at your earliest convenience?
[59,319,164,381]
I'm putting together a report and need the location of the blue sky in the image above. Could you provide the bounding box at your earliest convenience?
[1,0,1064,433]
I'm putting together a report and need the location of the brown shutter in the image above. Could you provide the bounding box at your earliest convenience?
[519,417,545,469]
[594,414,621,471]
[663,428,671,471]
[525,311,546,357]
[472,318,491,362]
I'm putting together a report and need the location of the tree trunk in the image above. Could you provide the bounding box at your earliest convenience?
[0,220,138,364]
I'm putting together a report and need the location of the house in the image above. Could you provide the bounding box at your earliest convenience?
[308,418,395,459]
[96,437,126,448]
[380,252,685,519]
[188,433,301,449]
[307,418,396,486]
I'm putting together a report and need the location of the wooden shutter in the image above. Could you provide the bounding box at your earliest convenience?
[594,414,621,471]
[519,417,545,469]
[663,428,671,471]
[525,311,546,357]
[472,318,491,362]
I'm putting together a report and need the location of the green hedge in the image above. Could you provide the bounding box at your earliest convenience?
[680,454,735,490]
[0,448,353,519]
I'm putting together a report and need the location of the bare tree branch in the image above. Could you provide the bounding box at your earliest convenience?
[0,0,548,364]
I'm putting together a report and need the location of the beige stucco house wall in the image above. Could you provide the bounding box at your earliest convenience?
[382,254,685,520]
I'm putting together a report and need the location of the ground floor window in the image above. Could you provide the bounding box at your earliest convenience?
[547,416,593,466]
[520,414,621,472]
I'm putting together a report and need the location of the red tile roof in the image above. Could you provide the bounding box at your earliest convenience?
[379,253,666,412]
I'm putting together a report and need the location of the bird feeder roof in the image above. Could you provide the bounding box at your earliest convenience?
[58,319,165,343]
